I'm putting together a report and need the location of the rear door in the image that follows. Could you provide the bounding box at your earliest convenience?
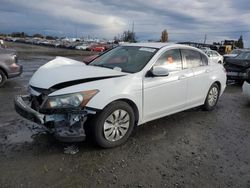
[181,49,211,106]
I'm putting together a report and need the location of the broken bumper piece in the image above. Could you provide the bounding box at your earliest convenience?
[14,95,88,142]
[14,95,45,124]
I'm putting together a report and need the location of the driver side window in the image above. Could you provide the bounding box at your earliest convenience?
[154,49,182,72]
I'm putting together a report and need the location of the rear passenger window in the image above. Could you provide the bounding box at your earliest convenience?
[182,49,203,68]
[154,49,182,72]
[201,53,208,66]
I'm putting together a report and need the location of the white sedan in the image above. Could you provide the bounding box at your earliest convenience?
[15,43,227,148]
[203,49,224,64]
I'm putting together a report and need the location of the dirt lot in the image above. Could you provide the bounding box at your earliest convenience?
[0,42,250,188]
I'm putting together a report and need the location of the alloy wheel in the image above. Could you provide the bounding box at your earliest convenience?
[103,109,130,142]
[208,87,219,106]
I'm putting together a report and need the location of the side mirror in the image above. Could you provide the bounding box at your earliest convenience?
[147,66,169,77]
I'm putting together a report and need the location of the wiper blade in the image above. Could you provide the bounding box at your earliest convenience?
[90,64,112,69]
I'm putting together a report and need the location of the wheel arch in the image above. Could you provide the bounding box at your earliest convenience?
[213,81,221,93]
[204,80,222,104]
[105,98,140,125]
[0,66,8,78]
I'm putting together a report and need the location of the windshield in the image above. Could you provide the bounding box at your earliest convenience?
[231,49,241,54]
[235,52,250,60]
[89,46,157,73]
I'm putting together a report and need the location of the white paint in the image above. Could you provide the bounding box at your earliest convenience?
[29,43,227,125]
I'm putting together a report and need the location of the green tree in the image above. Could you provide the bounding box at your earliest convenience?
[11,32,28,38]
[32,33,44,38]
[122,30,136,42]
[237,35,244,49]
[161,29,168,42]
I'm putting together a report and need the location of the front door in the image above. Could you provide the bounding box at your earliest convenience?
[143,49,192,122]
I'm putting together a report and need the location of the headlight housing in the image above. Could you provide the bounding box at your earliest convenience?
[43,90,99,109]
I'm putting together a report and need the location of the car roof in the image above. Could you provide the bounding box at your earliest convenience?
[122,42,189,49]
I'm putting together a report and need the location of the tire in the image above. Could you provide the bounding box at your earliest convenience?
[91,101,135,148]
[0,69,7,87]
[203,83,220,111]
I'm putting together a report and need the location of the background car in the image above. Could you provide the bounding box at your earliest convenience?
[75,43,89,50]
[91,45,106,52]
[224,51,250,84]
[0,47,22,86]
[203,49,223,64]
[223,49,244,62]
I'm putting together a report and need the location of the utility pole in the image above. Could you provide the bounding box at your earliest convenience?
[204,34,207,44]
[132,21,134,42]
[132,21,134,33]
[75,25,78,38]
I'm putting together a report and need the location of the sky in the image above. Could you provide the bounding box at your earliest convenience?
[0,0,250,46]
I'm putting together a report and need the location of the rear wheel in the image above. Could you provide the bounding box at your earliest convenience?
[0,69,7,87]
[92,101,135,148]
[203,83,220,111]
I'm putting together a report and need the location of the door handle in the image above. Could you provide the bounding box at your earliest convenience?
[178,75,186,80]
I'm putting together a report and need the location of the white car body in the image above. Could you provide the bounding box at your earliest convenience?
[29,43,226,125]
[15,43,227,146]
[243,81,250,101]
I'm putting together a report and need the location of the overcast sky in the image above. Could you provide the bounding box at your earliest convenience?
[1,0,250,46]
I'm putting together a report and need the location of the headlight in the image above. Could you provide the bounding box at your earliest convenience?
[43,90,99,109]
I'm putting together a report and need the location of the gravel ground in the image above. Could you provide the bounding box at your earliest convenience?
[0,43,250,188]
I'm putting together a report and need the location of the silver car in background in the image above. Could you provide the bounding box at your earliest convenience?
[0,44,22,86]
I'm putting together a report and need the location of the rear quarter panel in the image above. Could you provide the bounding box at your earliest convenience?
[209,61,227,96]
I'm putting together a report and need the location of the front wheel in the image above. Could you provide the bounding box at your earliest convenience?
[203,83,220,111]
[92,101,135,148]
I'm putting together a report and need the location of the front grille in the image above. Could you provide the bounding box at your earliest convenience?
[29,86,50,111]
[30,95,44,111]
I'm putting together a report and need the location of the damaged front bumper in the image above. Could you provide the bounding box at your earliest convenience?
[14,95,93,142]
[15,95,46,124]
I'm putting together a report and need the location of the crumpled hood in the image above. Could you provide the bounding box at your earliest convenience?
[29,57,126,89]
